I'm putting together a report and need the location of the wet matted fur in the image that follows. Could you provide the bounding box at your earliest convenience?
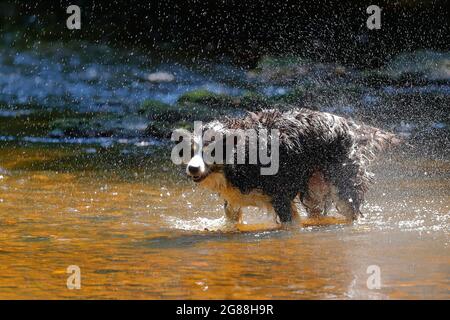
[180,108,400,225]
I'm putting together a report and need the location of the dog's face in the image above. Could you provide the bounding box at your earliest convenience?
[186,140,210,183]
[174,120,250,185]
[175,126,225,184]
[187,139,227,184]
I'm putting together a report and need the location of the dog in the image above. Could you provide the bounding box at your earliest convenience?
[174,108,400,226]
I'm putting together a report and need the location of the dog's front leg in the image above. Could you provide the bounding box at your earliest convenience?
[224,200,243,225]
[272,196,294,225]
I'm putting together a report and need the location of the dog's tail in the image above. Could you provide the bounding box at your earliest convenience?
[350,122,402,161]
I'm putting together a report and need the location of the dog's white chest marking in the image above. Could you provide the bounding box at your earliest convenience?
[199,172,274,211]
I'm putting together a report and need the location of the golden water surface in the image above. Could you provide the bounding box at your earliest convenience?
[0,144,448,299]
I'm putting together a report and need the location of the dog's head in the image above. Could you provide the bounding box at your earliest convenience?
[172,114,281,182]
[185,138,220,184]
[172,121,228,184]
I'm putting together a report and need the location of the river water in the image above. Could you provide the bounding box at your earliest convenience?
[0,142,448,299]
[0,41,448,299]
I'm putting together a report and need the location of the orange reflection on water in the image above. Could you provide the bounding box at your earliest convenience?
[0,146,448,299]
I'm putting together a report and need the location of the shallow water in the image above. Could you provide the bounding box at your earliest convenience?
[0,41,448,299]
[0,142,448,299]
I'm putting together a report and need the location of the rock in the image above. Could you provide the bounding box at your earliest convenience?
[141,90,263,139]
[238,92,273,111]
[146,71,175,83]
[253,56,309,84]
[252,55,350,84]
[139,100,183,122]
[384,50,450,82]
[177,89,277,112]
[361,50,450,86]
[145,120,193,139]
[139,98,223,123]
[177,89,238,109]
[49,115,146,138]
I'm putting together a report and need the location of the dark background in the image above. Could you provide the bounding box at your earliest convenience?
[1,0,449,68]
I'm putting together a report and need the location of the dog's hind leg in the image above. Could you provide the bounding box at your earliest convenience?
[302,171,332,218]
[326,162,364,222]
[329,179,362,222]
[224,201,243,224]
[330,186,359,221]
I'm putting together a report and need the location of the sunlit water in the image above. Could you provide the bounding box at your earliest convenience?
[0,143,448,299]
[0,41,448,299]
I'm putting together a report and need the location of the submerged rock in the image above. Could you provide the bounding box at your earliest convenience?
[178,89,274,112]
[145,120,193,139]
[251,55,351,84]
[361,51,450,86]
[49,115,147,138]
[140,89,278,138]
[140,95,230,138]
[238,92,273,111]
[384,50,450,82]
[139,100,183,122]
[139,98,224,122]
[177,89,238,109]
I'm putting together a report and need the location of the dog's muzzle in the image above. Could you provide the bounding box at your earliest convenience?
[186,155,207,182]
[187,165,204,182]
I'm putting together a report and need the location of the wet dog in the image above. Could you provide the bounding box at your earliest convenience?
[174,108,400,226]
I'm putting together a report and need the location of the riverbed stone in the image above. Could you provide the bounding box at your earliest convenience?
[49,114,147,138]
[177,89,238,109]
[252,55,351,85]
[145,120,193,139]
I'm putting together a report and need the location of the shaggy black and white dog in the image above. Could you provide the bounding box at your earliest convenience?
[175,108,399,226]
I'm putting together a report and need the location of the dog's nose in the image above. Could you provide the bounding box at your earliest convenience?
[187,165,200,175]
